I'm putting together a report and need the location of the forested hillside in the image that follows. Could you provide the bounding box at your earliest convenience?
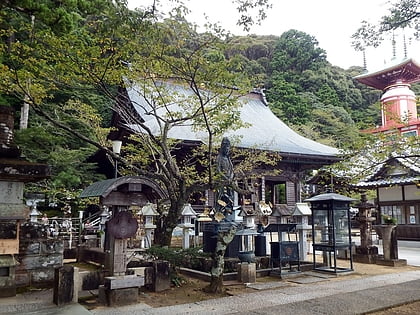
[224,30,388,148]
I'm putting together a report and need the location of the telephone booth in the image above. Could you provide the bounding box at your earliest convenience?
[305,193,355,273]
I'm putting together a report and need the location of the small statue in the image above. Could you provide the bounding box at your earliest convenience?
[216,137,234,216]
[216,137,234,181]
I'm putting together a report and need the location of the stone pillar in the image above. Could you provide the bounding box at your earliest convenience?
[53,265,74,305]
[182,228,190,249]
[144,229,153,248]
[145,260,170,292]
[374,225,397,260]
[0,256,17,297]
[237,262,256,283]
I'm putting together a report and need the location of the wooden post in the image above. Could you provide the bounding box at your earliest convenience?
[112,239,127,276]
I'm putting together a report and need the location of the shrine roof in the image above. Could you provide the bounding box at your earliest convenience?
[355,149,420,188]
[123,82,339,161]
[354,58,420,91]
[356,176,420,188]
[79,176,168,199]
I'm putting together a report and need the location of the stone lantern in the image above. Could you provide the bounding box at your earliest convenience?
[195,211,212,247]
[139,203,159,248]
[99,206,110,248]
[292,202,312,261]
[353,193,378,263]
[0,106,50,297]
[29,204,41,223]
[178,203,196,249]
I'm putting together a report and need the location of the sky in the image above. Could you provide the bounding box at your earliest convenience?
[128,0,419,71]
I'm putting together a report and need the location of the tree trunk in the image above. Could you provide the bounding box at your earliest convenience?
[154,216,176,247]
[204,223,237,293]
[153,202,183,247]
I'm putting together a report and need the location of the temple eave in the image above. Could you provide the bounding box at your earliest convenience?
[354,58,420,90]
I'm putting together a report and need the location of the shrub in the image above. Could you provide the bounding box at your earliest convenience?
[382,215,397,225]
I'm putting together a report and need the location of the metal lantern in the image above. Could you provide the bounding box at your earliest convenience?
[305,193,355,273]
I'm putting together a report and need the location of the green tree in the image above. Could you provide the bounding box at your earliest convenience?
[1,0,278,279]
[270,29,327,76]
[266,74,311,125]
[316,83,341,107]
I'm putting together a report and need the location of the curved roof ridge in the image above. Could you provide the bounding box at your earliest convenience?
[124,81,339,159]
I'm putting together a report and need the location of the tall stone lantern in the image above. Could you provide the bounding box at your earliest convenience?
[353,193,378,263]
[178,203,196,249]
[292,202,312,261]
[139,203,159,249]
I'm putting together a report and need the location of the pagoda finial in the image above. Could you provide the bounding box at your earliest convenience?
[392,32,396,60]
[363,50,367,72]
[403,32,407,59]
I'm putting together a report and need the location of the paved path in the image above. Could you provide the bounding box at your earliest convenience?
[2,265,420,314]
[89,270,420,315]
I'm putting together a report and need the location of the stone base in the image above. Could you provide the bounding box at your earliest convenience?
[0,286,16,297]
[0,255,17,297]
[376,258,407,267]
[99,285,138,306]
[104,275,144,290]
[355,246,378,256]
[353,254,377,264]
[237,262,256,283]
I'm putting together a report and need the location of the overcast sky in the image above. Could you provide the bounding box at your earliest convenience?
[128,0,419,71]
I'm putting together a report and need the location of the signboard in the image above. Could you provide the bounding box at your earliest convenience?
[280,241,299,261]
[108,211,138,239]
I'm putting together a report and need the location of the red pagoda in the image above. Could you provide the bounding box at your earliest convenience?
[355,58,420,136]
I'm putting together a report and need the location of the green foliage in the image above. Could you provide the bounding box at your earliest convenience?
[266,74,311,125]
[270,29,327,75]
[316,84,341,107]
[2,0,406,244]
[382,215,397,225]
[145,246,210,270]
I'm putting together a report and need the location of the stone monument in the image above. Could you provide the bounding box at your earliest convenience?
[0,106,50,297]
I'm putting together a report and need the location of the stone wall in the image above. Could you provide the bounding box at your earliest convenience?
[15,223,64,288]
